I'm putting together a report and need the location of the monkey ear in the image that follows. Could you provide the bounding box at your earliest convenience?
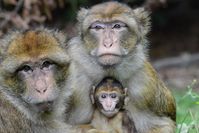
[77,8,89,23]
[133,7,151,35]
[90,86,96,104]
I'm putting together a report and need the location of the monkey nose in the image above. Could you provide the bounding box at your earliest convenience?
[106,102,112,109]
[35,88,47,94]
[35,80,48,94]
[103,39,113,48]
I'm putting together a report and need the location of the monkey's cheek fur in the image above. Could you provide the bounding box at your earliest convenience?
[98,55,122,66]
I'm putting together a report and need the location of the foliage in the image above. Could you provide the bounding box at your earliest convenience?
[175,80,199,133]
[0,0,168,37]
[0,0,66,34]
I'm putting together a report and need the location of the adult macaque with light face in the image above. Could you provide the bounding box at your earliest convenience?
[90,77,137,133]
[0,28,83,133]
[65,1,176,133]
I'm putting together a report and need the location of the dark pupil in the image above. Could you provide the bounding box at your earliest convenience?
[95,25,102,29]
[22,65,31,72]
[111,93,117,98]
[42,61,51,68]
[101,94,106,98]
[114,24,121,29]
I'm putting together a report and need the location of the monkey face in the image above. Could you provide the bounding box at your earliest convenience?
[89,21,134,66]
[91,77,126,118]
[0,29,70,116]
[96,91,121,117]
[16,60,60,112]
[83,20,138,66]
[78,2,150,66]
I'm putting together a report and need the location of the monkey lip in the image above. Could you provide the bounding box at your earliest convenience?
[98,54,122,66]
[35,101,54,112]
[98,53,121,57]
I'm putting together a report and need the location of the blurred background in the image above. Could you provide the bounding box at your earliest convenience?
[0,0,198,132]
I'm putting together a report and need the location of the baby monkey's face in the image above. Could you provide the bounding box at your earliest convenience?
[92,78,127,118]
[97,89,121,117]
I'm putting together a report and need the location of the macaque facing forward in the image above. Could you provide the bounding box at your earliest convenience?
[90,77,137,133]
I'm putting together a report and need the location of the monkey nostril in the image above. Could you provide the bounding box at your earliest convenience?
[35,88,47,94]
[36,89,41,93]
[43,88,47,93]
[104,43,113,48]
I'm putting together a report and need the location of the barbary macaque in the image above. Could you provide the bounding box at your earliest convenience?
[0,28,81,133]
[65,1,176,133]
[90,77,137,133]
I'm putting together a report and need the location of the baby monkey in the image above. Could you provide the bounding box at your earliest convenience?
[90,77,137,133]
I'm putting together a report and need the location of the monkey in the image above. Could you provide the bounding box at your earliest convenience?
[89,77,137,133]
[64,1,176,133]
[0,28,84,133]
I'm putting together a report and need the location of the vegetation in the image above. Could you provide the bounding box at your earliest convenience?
[175,80,199,133]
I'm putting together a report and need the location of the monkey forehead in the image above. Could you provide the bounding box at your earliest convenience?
[82,2,139,34]
[96,86,124,94]
[7,31,62,57]
[0,30,70,73]
[90,2,131,17]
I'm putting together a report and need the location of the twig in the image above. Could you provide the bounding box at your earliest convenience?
[0,0,24,29]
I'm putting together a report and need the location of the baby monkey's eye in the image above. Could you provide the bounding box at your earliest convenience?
[110,93,117,99]
[101,94,107,99]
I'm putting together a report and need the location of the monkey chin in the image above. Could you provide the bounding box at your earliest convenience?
[101,109,119,118]
[34,101,54,113]
[98,55,122,66]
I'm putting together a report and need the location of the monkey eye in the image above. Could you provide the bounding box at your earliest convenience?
[110,93,117,99]
[113,24,121,29]
[112,22,127,29]
[42,61,52,69]
[90,23,104,30]
[21,65,32,72]
[101,94,107,99]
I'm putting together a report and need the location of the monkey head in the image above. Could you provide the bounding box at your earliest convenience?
[77,1,150,66]
[90,77,128,118]
[0,28,70,120]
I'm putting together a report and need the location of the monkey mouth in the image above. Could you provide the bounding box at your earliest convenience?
[101,110,119,118]
[98,54,122,66]
[35,101,54,112]
[99,53,121,57]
